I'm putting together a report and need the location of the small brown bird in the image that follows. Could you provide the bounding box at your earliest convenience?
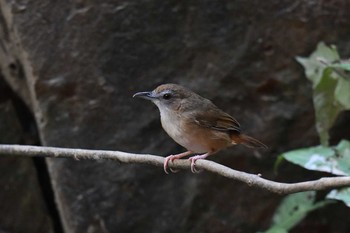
[133,84,267,173]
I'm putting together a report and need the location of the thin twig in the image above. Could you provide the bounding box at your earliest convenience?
[0,144,349,195]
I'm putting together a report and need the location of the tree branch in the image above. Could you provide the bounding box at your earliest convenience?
[0,144,349,195]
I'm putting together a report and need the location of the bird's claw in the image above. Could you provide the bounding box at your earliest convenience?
[188,156,203,173]
[163,151,193,174]
[164,155,180,174]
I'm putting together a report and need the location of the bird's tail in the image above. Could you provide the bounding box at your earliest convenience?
[231,133,268,149]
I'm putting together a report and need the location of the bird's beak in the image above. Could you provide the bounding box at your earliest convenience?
[133,91,156,100]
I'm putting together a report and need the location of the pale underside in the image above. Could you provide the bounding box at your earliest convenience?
[159,105,235,154]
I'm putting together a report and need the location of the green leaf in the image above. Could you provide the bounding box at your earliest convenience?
[295,56,323,88]
[263,192,331,233]
[313,68,344,145]
[333,140,350,175]
[280,140,350,176]
[336,139,350,155]
[264,226,288,233]
[273,155,285,175]
[329,62,350,72]
[281,146,336,174]
[335,76,350,108]
[326,187,350,207]
[296,42,339,88]
[296,42,348,145]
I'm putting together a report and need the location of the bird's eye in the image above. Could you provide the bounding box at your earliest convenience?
[163,93,172,100]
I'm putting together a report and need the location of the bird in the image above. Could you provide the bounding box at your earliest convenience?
[133,83,267,173]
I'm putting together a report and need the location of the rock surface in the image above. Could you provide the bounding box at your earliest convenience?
[1,0,350,232]
[0,76,54,233]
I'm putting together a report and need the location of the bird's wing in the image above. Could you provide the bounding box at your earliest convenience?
[193,107,241,133]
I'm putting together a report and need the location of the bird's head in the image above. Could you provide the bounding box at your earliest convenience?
[133,84,193,111]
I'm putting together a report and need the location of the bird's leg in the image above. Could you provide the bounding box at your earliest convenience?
[164,151,193,174]
[188,152,211,173]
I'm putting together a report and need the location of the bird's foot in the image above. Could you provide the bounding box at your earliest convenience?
[163,151,193,174]
[188,153,210,173]
[164,155,180,174]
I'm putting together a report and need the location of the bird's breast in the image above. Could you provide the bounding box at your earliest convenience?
[159,108,231,153]
[160,109,185,144]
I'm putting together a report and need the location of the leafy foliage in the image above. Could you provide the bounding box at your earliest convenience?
[266,42,350,232]
[326,188,350,207]
[281,140,350,176]
[263,192,332,233]
[296,42,350,145]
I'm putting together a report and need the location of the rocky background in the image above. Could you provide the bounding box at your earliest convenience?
[1,1,350,233]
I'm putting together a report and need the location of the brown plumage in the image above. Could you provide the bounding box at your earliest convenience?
[133,83,267,173]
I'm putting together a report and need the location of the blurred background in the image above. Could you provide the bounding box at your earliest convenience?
[0,1,350,232]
